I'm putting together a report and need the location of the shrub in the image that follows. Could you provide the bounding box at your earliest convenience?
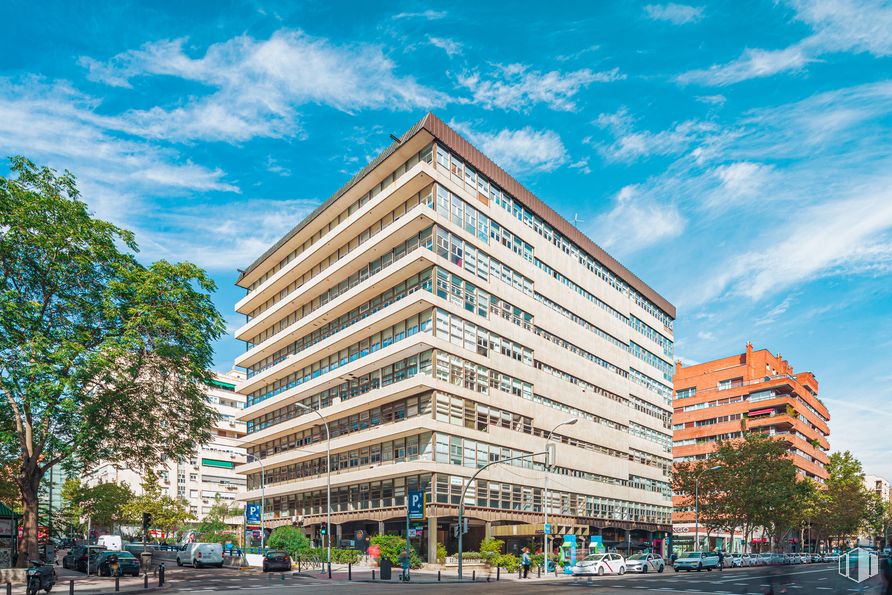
[479,537,504,563]
[369,535,422,569]
[460,551,481,559]
[436,543,447,564]
[330,548,361,564]
[268,525,311,557]
[492,553,519,572]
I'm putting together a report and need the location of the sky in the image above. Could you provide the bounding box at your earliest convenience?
[2,0,891,479]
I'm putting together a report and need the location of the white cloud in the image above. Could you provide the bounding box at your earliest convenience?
[458,64,624,112]
[392,9,446,20]
[703,161,775,211]
[594,107,725,162]
[696,94,727,106]
[677,0,892,85]
[81,30,448,143]
[429,37,462,57]
[678,46,811,86]
[590,185,686,255]
[755,296,794,326]
[0,78,238,225]
[450,121,568,173]
[644,3,704,25]
[696,330,716,341]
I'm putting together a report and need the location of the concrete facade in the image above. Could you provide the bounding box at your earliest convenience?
[234,113,676,559]
[89,371,247,530]
[671,343,831,552]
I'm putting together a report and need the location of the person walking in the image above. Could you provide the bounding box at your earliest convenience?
[521,547,531,578]
[881,554,892,595]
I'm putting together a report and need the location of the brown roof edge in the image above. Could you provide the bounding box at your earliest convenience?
[419,113,676,319]
[237,112,675,321]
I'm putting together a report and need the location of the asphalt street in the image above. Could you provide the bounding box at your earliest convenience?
[152,563,885,594]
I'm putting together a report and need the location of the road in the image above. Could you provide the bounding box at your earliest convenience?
[154,563,885,594]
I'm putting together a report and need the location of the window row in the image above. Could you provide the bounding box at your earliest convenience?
[490,220,534,263]
[629,422,673,452]
[629,368,673,405]
[248,392,433,459]
[247,269,433,377]
[630,315,674,360]
[533,360,628,407]
[435,309,533,365]
[434,352,533,400]
[435,227,534,296]
[534,292,626,352]
[247,352,433,432]
[435,184,490,244]
[247,226,434,348]
[434,433,534,470]
[247,311,433,405]
[629,341,674,383]
[534,326,627,380]
[248,144,433,291]
[248,186,433,321]
[434,143,673,330]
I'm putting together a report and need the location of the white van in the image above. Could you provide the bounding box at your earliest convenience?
[176,542,224,568]
[96,535,123,551]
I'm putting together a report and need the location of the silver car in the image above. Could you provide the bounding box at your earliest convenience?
[625,553,665,573]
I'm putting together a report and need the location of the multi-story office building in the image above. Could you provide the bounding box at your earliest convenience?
[89,371,247,529]
[234,113,676,560]
[671,343,830,551]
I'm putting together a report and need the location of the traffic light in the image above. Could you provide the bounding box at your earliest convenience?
[142,513,152,532]
[320,526,327,536]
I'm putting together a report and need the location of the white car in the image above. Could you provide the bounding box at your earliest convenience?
[572,553,626,576]
[176,542,224,568]
[673,551,721,572]
[728,553,744,567]
[625,553,664,573]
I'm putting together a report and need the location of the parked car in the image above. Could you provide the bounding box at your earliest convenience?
[823,552,840,563]
[728,553,744,567]
[571,553,626,576]
[673,551,721,572]
[62,545,107,572]
[262,550,292,572]
[96,535,123,551]
[89,551,141,577]
[176,542,224,568]
[810,553,822,563]
[625,553,664,573]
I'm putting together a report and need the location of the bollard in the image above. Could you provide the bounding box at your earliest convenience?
[348,563,352,581]
[438,570,441,582]
[115,575,120,592]
[497,567,500,581]
[518,565,521,578]
[372,569,376,581]
[159,562,165,586]
[69,580,74,595]
[6,582,10,595]
[144,573,149,589]
[328,561,332,579]
[472,570,475,581]
[538,564,541,578]
[298,558,301,573]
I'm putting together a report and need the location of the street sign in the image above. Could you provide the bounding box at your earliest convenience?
[544,523,551,535]
[245,504,262,523]
[408,490,425,520]
[408,529,417,538]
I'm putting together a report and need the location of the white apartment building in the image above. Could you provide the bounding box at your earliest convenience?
[89,371,247,529]
[234,114,676,561]
[865,475,891,503]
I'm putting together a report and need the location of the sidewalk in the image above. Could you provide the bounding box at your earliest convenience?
[289,564,571,583]
[1,566,167,595]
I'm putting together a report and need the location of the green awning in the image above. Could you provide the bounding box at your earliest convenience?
[0,502,18,517]
[201,458,235,469]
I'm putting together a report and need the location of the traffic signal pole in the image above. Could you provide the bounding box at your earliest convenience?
[457,451,547,579]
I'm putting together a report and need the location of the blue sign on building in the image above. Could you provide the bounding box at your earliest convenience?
[245,504,262,523]
[407,491,425,520]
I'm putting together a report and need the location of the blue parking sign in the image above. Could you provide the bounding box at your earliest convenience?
[408,491,425,520]
[246,504,262,523]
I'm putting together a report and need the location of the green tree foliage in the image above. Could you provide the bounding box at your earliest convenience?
[479,537,504,563]
[121,472,194,537]
[812,451,873,548]
[0,157,225,565]
[196,495,243,537]
[63,479,133,532]
[436,542,447,564]
[369,534,421,568]
[267,525,311,556]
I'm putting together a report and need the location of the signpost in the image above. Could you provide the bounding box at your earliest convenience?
[406,490,425,579]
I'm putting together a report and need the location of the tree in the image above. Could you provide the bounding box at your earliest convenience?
[62,479,133,533]
[267,525,311,557]
[816,451,872,549]
[0,157,224,565]
[121,472,194,538]
[196,495,242,538]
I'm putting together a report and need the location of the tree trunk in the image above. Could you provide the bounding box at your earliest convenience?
[16,461,44,568]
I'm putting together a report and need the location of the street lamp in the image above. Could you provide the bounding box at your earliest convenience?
[245,453,266,550]
[295,402,331,570]
[544,418,577,567]
[694,465,722,551]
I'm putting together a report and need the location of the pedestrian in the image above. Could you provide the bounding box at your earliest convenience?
[881,554,892,595]
[521,547,531,578]
[717,549,724,570]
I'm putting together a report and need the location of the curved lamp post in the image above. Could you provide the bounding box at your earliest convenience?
[544,419,577,565]
[295,402,331,569]
[694,465,723,551]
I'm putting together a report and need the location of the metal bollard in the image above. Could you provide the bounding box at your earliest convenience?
[518,565,521,578]
[497,567,500,581]
[372,569,376,581]
[438,570,441,581]
[538,564,541,578]
[348,563,352,581]
[144,573,149,589]
[159,562,165,586]
[69,580,74,595]
[115,575,120,591]
[328,561,332,579]
[472,570,475,581]
[6,582,10,595]
[298,558,301,573]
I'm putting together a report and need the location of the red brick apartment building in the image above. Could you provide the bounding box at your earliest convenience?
[671,343,830,551]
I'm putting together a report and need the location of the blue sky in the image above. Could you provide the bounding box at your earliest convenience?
[2,0,891,478]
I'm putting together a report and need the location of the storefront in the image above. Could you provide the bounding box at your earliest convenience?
[0,502,19,569]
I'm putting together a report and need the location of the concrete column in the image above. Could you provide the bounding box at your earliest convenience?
[427,516,437,563]
[378,520,385,535]
[336,524,343,546]
[485,521,493,539]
